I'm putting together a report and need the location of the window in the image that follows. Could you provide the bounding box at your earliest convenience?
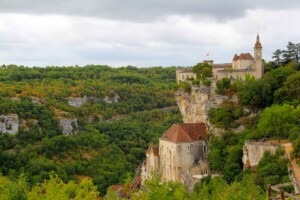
[177,145,181,152]
[204,145,207,154]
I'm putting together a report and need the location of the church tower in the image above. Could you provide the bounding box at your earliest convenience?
[254,34,263,78]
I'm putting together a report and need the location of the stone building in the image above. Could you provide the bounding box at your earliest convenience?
[177,34,264,82]
[142,123,209,188]
[242,140,280,168]
[176,68,197,84]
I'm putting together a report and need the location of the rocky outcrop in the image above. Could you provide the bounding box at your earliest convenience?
[175,83,227,135]
[68,96,87,108]
[59,118,78,135]
[68,94,120,107]
[31,97,44,104]
[0,114,19,134]
[103,94,120,104]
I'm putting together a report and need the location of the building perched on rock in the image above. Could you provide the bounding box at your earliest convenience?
[177,34,264,83]
[142,123,210,189]
[242,140,281,168]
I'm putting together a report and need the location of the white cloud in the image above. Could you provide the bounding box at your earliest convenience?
[0,8,300,67]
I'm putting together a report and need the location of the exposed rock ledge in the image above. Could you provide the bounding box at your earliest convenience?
[59,118,78,135]
[67,94,120,108]
[68,96,88,108]
[0,114,19,134]
[175,83,234,135]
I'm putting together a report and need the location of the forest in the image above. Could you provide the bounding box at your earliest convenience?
[0,65,182,196]
[1,41,300,199]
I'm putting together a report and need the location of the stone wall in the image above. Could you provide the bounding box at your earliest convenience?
[0,114,19,134]
[242,140,280,168]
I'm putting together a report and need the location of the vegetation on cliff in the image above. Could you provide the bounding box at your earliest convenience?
[0,65,182,195]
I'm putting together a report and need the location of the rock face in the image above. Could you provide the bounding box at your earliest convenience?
[68,96,87,108]
[103,94,120,104]
[59,118,78,135]
[242,140,280,168]
[0,114,19,134]
[31,97,44,104]
[175,84,227,135]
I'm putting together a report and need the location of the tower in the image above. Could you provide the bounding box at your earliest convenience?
[254,34,263,78]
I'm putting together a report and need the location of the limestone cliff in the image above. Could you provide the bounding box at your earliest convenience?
[175,84,229,135]
[59,118,78,135]
[0,114,19,134]
[68,96,87,108]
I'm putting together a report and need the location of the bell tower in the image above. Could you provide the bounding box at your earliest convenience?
[254,34,263,78]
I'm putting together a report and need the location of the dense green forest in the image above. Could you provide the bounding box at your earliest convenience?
[0,65,182,195]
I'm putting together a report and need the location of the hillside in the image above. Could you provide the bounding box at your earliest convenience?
[0,65,182,194]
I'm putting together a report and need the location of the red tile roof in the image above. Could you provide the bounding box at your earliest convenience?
[146,145,159,156]
[232,53,254,61]
[160,123,207,143]
[179,68,193,73]
[213,63,232,68]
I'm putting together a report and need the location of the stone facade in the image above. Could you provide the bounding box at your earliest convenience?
[176,68,197,84]
[242,140,280,168]
[0,114,19,134]
[177,34,264,82]
[142,123,209,188]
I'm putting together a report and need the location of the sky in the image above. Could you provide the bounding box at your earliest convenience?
[0,0,299,67]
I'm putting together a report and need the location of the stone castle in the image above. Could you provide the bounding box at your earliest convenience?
[176,34,263,83]
[141,123,210,189]
[142,34,263,189]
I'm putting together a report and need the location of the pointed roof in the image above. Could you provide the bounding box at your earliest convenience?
[146,145,159,156]
[254,34,262,49]
[233,54,239,61]
[232,53,254,61]
[160,123,207,143]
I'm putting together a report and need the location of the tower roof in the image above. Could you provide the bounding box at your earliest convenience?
[232,53,254,61]
[254,34,262,49]
[146,145,159,156]
[160,123,207,143]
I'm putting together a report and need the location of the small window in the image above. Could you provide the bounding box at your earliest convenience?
[177,145,181,152]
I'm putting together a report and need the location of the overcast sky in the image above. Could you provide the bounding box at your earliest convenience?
[0,0,299,67]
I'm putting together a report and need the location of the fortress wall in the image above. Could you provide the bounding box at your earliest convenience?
[243,141,280,167]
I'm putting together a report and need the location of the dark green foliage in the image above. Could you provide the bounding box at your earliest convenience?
[193,62,213,79]
[0,65,182,194]
[238,78,273,110]
[208,102,245,129]
[255,151,289,189]
[179,81,191,93]
[192,62,212,86]
[275,71,300,104]
[216,78,231,95]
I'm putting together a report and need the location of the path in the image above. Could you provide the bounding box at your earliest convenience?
[283,143,300,190]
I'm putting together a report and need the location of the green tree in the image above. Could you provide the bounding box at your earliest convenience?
[27,174,99,200]
[257,104,296,139]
